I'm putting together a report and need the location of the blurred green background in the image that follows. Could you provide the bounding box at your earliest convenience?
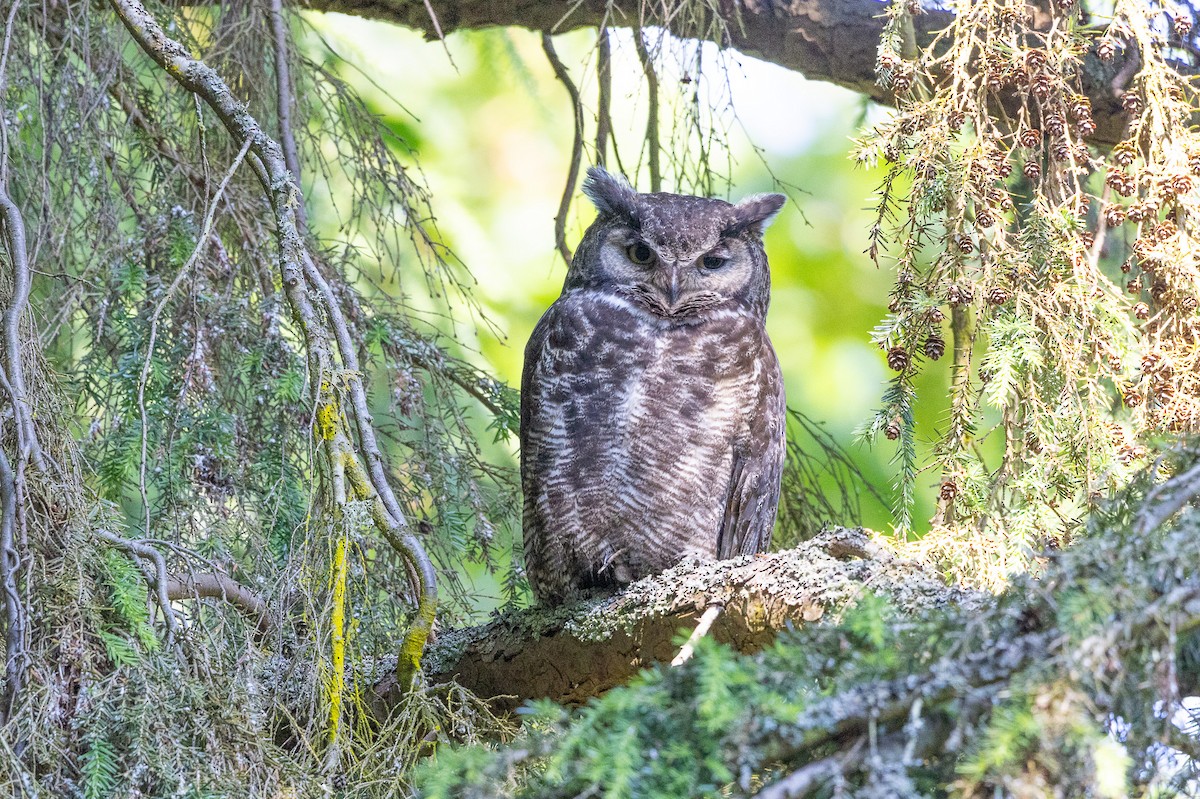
[300,18,952,564]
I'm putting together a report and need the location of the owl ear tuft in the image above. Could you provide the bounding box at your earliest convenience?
[582,166,638,222]
[728,193,786,237]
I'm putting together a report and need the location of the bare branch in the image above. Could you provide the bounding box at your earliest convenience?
[541,32,584,266]
[595,27,611,168]
[164,572,269,631]
[270,0,307,233]
[95,529,181,643]
[0,448,26,725]
[306,0,1163,148]
[634,28,661,192]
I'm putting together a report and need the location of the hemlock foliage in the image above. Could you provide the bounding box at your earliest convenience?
[0,0,1199,796]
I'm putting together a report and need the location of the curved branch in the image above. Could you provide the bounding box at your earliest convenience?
[541,32,583,266]
[95,529,181,643]
[164,572,269,631]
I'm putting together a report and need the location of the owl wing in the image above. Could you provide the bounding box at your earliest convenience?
[715,335,786,560]
[519,302,562,601]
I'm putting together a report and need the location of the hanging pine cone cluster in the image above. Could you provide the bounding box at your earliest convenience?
[947,283,975,305]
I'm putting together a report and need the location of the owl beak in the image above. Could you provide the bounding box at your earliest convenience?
[663,266,682,308]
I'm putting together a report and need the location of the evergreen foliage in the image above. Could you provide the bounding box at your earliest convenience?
[0,0,1198,795]
[416,448,1200,797]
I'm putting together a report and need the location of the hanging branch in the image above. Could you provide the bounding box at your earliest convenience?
[95,529,181,643]
[106,0,437,702]
[595,27,611,168]
[0,449,24,725]
[269,0,307,232]
[0,0,39,722]
[136,136,253,537]
[542,32,584,267]
[634,28,661,193]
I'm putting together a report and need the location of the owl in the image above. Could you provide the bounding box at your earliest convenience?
[521,166,787,604]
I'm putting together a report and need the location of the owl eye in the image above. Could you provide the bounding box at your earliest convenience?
[701,255,728,270]
[626,242,655,265]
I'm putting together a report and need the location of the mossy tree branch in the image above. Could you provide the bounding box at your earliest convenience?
[301,0,1163,148]
[374,529,983,714]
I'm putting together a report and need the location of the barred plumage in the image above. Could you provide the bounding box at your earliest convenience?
[521,167,787,603]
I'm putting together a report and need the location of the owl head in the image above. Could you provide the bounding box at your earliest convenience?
[565,166,786,321]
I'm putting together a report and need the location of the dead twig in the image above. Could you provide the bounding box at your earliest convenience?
[541,32,584,266]
[670,602,724,666]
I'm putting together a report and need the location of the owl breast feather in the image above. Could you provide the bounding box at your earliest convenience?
[520,289,785,603]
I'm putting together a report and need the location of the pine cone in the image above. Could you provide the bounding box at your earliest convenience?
[1096,38,1117,60]
[1019,128,1042,148]
[924,335,946,360]
[1134,302,1150,319]
[1023,160,1042,180]
[1105,204,1127,227]
[939,480,958,501]
[986,286,1011,305]
[885,415,902,440]
[975,210,995,228]
[1121,93,1142,114]
[1031,74,1053,100]
[887,346,910,372]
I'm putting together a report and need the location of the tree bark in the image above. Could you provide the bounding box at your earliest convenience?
[372,528,984,714]
[302,0,1154,147]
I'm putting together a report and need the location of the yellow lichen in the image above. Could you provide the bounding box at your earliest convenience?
[326,536,349,747]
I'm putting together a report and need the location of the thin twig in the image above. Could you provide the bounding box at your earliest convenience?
[671,602,724,666]
[136,136,252,536]
[542,32,584,266]
[595,27,611,168]
[634,28,661,192]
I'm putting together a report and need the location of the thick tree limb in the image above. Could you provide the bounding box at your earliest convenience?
[302,0,1160,147]
[374,528,984,713]
[164,572,269,632]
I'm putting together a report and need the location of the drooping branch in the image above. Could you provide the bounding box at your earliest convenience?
[302,0,1163,148]
[106,0,438,700]
[541,32,584,266]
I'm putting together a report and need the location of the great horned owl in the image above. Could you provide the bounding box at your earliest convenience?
[521,167,787,603]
